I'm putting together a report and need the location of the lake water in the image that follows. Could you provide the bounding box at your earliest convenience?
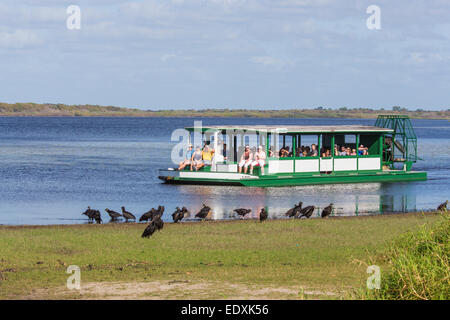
[0,117,448,225]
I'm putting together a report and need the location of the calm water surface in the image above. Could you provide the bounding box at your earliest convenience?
[0,117,448,225]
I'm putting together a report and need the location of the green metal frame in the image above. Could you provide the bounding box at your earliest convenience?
[375,115,418,170]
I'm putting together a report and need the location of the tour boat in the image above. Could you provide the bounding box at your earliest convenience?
[158,115,427,187]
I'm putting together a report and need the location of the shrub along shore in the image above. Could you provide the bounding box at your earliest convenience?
[0,102,449,119]
[0,211,447,299]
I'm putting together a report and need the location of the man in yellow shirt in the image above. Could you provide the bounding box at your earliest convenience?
[202,144,215,167]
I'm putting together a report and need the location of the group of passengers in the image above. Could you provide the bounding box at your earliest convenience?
[178,143,217,171]
[238,145,266,175]
[334,144,369,156]
[270,144,319,158]
[177,141,369,172]
[268,143,369,158]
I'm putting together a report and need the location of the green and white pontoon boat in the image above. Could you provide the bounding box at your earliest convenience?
[158,115,427,187]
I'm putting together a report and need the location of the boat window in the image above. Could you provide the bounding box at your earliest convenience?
[233,130,259,162]
[359,134,380,156]
[296,134,319,158]
[279,134,294,158]
[319,134,333,157]
[334,134,357,156]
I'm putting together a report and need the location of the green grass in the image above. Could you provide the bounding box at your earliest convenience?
[358,212,449,300]
[0,213,441,299]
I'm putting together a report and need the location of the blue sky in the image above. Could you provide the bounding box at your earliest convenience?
[0,0,449,110]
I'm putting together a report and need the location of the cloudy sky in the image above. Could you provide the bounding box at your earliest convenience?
[0,0,449,110]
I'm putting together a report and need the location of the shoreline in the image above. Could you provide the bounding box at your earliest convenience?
[0,209,436,229]
[1,103,449,120]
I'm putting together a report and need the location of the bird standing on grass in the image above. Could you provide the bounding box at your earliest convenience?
[321,203,333,218]
[172,207,184,223]
[155,205,165,220]
[141,221,157,238]
[234,208,251,219]
[105,208,122,221]
[195,204,212,220]
[437,200,448,212]
[153,216,164,231]
[121,206,136,222]
[82,206,96,222]
[299,205,315,219]
[139,208,156,222]
[142,212,164,238]
[181,206,190,218]
[286,202,302,218]
[93,210,102,224]
[259,208,268,222]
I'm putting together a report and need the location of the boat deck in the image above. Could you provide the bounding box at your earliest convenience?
[159,169,427,187]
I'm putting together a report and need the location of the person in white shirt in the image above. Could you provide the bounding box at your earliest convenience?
[250,145,266,175]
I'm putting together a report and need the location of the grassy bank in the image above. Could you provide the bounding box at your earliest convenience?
[1,102,449,119]
[359,213,449,300]
[0,212,441,299]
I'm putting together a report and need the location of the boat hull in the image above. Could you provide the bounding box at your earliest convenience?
[159,170,427,187]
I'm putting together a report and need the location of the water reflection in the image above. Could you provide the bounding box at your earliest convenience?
[171,183,417,221]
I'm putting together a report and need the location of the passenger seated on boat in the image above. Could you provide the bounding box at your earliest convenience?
[346,147,352,155]
[351,148,357,156]
[339,146,348,156]
[238,145,253,174]
[358,144,368,155]
[321,148,330,157]
[303,146,311,156]
[310,144,318,157]
[334,145,339,156]
[250,146,266,175]
[268,147,274,157]
[284,146,292,157]
[202,144,214,166]
[190,147,204,171]
[178,144,194,170]
[320,147,326,157]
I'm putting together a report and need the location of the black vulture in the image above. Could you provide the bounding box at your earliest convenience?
[139,208,156,222]
[105,208,122,220]
[299,205,315,219]
[293,202,304,218]
[154,217,164,231]
[121,206,136,222]
[259,208,268,222]
[141,221,157,238]
[286,202,302,218]
[82,206,96,221]
[180,206,190,218]
[233,208,251,218]
[195,204,212,220]
[321,203,334,218]
[172,207,184,223]
[437,200,448,212]
[152,205,164,221]
[93,210,102,224]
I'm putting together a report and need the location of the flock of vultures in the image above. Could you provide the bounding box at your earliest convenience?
[81,200,449,239]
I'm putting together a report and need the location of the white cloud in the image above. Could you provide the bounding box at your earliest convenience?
[0,29,43,48]
[250,56,292,68]
[160,53,176,61]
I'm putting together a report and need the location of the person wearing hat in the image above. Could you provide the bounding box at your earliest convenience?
[238,145,253,174]
[250,145,266,175]
[178,144,194,171]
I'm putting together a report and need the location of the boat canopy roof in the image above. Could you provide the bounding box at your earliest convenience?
[184,125,394,134]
